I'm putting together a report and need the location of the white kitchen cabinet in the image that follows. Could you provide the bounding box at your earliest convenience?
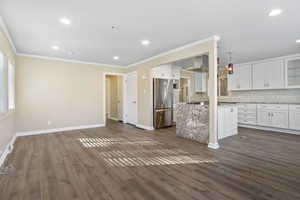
[289,105,300,130]
[171,66,181,80]
[152,65,181,80]
[152,65,172,79]
[257,104,288,129]
[286,57,300,88]
[237,103,257,125]
[228,64,252,91]
[195,72,207,92]
[218,105,238,139]
[252,60,285,90]
[257,109,272,127]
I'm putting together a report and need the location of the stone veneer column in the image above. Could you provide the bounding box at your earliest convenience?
[208,37,220,149]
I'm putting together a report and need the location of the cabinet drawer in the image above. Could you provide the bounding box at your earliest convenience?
[289,105,300,111]
[257,104,288,110]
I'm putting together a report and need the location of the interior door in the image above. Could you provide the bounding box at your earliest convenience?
[126,71,137,125]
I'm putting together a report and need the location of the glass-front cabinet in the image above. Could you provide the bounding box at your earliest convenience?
[286,57,300,88]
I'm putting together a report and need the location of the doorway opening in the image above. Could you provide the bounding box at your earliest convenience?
[104,73,125,126]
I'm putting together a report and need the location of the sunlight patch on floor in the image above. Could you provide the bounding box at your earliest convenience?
[78,137,161,148]
[103,155,218,167]
[78,136,218,167]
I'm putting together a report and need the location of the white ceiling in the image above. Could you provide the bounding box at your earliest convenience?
[1,0,300,67]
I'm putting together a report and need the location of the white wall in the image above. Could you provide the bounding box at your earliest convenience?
[0,20,16,155]
[16,56,125,132]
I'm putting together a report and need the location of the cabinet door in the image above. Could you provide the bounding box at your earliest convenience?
[257,110,271,126]
[253,60,285,89]
[271,111,288,129]
[286,57,300,88]
[266,60,285,89]
[172,66,181,80]
[253,63,267,89]
[289,111,300,130]
[238,65,252,90]
[228,70,238,90]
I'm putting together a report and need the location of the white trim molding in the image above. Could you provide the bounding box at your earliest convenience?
[127,35,220,68]
[0,16,17,54]
[16,124,105,137]
[136,124,154,131]
[103,72,127,126]
[0,134,17,167]
[208,143,220,149]
[238,124,300,135]
[17,53,125,69]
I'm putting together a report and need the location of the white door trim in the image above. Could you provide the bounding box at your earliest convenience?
[103,72,127,126]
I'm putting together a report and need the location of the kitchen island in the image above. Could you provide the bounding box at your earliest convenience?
[175,103,209,143]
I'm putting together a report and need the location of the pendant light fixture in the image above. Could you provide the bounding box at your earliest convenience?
[227,52,234,74]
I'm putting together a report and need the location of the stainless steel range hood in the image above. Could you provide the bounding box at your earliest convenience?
[173,55,209,73]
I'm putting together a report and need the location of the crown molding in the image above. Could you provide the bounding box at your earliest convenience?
[126,35,220,68]
[1,14,220,70]
[0,16,17,54]
[16,53,126,69]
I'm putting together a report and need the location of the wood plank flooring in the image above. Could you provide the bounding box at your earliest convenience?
[1,121,300,200]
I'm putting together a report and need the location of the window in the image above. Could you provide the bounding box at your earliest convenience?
[0,51,15,114]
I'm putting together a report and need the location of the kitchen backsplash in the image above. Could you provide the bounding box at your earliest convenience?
[228,89,300,103]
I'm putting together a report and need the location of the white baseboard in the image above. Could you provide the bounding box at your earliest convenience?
[208,143,220,149]
[108,117,119,121]
[136,124,155,131]
[0,134,17,168]
[238,124,300,135]
[16,124,105,137]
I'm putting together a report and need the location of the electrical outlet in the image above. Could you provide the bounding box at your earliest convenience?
[47,121,52,125]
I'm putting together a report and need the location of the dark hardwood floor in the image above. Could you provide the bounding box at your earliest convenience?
[1,121,300,200]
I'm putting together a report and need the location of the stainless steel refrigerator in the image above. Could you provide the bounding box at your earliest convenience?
[153,78,173,129]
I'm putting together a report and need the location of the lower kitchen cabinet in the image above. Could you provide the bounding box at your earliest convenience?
[238,103,257,125]
[238,103,299,133]
[256,104,289,129]
[218,105,238,139]
[289,105,300,130]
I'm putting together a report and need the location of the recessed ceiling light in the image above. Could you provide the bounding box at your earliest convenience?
[51,45,60,50]
[296,39,300,43]
[113,56,119,60]
[60,18,71,25]
[141,40,150,46]
[269,9,282,17]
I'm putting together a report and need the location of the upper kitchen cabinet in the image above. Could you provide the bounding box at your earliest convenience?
[195,72,207,92]
[252,60,285,90]
[152,65,172,79]
[171,65,181,80]
[228,64,252,91]
[152,65,181,80]
[285,57,300,88]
